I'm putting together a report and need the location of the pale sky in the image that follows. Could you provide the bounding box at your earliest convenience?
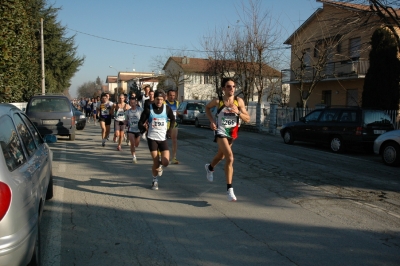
[54,0,323,97]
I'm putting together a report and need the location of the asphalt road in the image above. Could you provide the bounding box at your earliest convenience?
[40,122,400,266]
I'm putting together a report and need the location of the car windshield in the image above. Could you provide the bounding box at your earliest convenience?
[364,110,392,125]
[187,103,205,111]
[29,98,70,112]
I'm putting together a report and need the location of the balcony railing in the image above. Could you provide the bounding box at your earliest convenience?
[282,59,369,83]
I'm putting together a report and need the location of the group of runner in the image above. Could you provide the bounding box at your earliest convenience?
[94,78,250,202]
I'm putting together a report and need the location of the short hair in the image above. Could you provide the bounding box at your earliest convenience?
[221,77,235,88]
[143,84,151,90]
[167,89,176,95]
[154,90,165,98]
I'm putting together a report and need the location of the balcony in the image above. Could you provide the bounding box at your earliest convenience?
[282,59,369,83]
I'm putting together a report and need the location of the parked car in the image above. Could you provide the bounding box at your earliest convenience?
[25,94,76,140]
[373,129,400,166]
[176,101,206,124]
[72,105,86,130]
[280,107,394,153]
[0,103,53,265]
[195,106,216,128]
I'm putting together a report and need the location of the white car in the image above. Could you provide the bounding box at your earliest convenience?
[373,129,400,166]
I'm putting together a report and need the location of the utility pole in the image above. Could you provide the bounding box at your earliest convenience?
[41,18,45,95]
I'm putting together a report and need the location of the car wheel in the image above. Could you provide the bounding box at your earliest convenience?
[283,130,294,144]
[381,141,400,166]
[69,133,75,141]
[46,175,53,200]
[195,118,200,128]
[28,215,41,266]
[330,135,344,153]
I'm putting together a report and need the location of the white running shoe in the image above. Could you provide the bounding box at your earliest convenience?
[142,133,147,141]
[156,165,163,177]
[227,188,237,202]
[132,157,137,164]
[205,164,214,182]
[152,179,158,190]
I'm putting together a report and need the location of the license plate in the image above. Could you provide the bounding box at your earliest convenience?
[42,120,59,125]
[374,130,386,134]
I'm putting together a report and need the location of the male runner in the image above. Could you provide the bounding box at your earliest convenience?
[138,91,175,190]
[113,94,130,151]
[165,89,179,164]
[125,97,143,163]
[204,78,250,201]
[97,93,114,147]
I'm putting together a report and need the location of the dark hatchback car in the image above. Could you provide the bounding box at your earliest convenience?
[25,95,76,140]
[280,107,394,152]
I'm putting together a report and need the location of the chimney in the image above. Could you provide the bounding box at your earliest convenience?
[182,56,190,64]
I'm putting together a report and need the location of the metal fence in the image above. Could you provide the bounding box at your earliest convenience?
[263,107,400,130]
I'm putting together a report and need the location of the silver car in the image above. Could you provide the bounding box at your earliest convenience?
[373,129,400,166]
[195,106,216,128]
[176,101,206,124]
[0,103,53,265]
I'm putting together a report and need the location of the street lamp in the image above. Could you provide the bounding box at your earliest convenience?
[109,66,119,102]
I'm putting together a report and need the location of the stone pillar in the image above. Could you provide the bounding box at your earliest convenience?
[269,103,278,135]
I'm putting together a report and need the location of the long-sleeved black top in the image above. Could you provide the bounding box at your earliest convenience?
[138,103,176,135]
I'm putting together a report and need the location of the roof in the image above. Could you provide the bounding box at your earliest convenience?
[284,0,400,44]
[163,57,211,72]
[163,56,281,77]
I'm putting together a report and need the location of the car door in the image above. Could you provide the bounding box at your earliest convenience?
[294,109,323,141]
[20,113,51,191]
[314,109,340,143]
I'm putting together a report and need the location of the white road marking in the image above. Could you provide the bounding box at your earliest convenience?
[58,143,66,172]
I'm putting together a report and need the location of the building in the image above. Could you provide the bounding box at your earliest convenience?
[282,0,400,108]
[105,71,156,95]
[162,56,281,104]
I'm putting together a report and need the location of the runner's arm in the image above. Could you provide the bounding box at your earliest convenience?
[166,106,175,137]
[236,97,250,123]
[205,98,218,128]
[138,108,150,134]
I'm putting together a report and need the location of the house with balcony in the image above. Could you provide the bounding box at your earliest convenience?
[105,71,156,95]
[282,0,400,108]
[162,56,281,104]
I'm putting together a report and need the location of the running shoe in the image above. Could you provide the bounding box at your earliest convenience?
[132,157,137,164]
[205,164,214,182]
[156,165,163,177]
[172,158,179,164]
[102,140,106,147]
[126,138,130,146]
[117,146,121,151]
[227,188,237,202]
[113,136,117,143]
[151,179,158,190]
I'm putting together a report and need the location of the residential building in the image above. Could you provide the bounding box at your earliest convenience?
[282,0,400,108]
[106,71,156,94]
[162,56,281,105]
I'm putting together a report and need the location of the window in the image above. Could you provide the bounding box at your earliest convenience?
[320,110,338,121]
[0,116,26,171]
[305,110,323,122]
[339,111,357,122]
[14,114,37,157]
[349,37,361,60]
[321,90,332,106]
[304,48,311,66]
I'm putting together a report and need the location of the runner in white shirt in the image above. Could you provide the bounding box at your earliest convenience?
[113,94,130,151]
[125,97,143,163]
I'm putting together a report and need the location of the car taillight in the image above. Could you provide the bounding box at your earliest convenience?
[356,126,363,135]
[0,182,11,222]
[184,110,187,115]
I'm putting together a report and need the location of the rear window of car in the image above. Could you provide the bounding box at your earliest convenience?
[363,110,392,125]
[338,111,357,122]
[187,103,205,111]
[29,98,71,112]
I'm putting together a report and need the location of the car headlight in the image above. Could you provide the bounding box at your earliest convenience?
[79,115,85,119]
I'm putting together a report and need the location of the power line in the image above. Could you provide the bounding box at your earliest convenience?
[67,27,290,53]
